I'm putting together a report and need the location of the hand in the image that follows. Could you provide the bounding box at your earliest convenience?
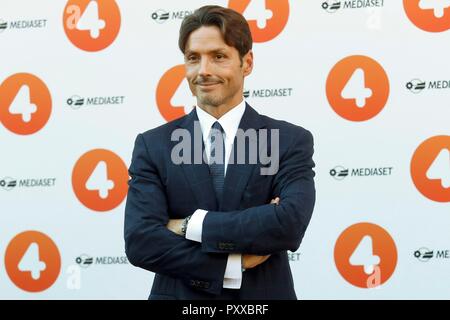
[166,219,184,236]
[242,254,271,270]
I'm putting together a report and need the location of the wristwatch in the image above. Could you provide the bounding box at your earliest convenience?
[181,215,192,237]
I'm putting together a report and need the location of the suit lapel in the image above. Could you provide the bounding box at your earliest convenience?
[176,108,218,211]
[220,103,266,211]
[176,103,266,212]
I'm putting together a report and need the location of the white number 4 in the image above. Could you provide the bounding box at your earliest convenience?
[419,0,450,18]
[85,161,114,199]
[341,68,373,108]
[243,0,273,29]
[8,85,37,123]
[66,0,105,39]
[18,243,46,280]
[349,235,380,275]
[426,148,450,188]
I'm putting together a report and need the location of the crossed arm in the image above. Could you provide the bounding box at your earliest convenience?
[124,129,315,294]
[166,197,280,270]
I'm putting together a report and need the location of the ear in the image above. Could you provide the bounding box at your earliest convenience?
[242,50,253,77]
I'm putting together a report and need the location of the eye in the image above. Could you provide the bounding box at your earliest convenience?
[186,55,198,62]
[215,54,225,60]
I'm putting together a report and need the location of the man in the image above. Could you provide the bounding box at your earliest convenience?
[124,5,315,300]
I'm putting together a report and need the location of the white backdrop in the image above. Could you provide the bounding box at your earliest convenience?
[1,0,449,299]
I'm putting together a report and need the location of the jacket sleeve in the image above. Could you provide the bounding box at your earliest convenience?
[124,133,228,295]
[201,129,316,255]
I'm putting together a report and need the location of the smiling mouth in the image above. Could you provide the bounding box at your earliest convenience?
[197,82,220,86]
[197,82,221,90]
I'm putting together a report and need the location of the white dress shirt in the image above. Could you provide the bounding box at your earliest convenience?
[185,99,246,289]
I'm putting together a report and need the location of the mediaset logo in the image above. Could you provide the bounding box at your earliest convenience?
[330,165,393,180]
[66,94,125,109]
[322,0,385,13]
[150,9,193,24]
[406,79,450,94]
[0,177,17,191]
[288,251,301,262]
[0,176,56,191]
[414,247,450,262]
[243,87,293,99]
[0,19,6,32]
[0,18,47,33]
[75,253,129,268]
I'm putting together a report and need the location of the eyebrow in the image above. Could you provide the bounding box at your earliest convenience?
[184,48,228,56]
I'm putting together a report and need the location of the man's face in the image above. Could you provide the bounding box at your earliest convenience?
[184,26,253,109]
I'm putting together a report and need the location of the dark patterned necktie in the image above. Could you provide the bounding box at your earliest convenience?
[209,121,225,204]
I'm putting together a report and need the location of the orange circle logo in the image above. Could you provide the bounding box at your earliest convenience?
[326,55,390,122]
[5,231,61,292]
[411,135,450,202]
[334,223,397,288]
[63,0,121,51]
[156,64,195,122]
[0,73,52,135]
[228,0,289,42]
[404,0,450,32]
[72,149,128,211]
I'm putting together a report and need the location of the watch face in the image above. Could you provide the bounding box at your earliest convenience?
[181,216,191,235]
[181,217,188,235]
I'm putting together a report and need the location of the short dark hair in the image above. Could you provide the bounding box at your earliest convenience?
[178,5,253,59]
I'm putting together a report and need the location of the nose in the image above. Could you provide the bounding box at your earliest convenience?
[198,57,212,76]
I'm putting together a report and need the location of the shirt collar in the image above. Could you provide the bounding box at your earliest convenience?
[195,99,246,142]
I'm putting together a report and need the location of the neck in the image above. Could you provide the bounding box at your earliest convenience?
[197,97,243,119]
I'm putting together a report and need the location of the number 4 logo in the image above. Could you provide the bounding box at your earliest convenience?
[334,222,397,288]
[0,73,52,135]
[72,149,128,211]
[404,0,450,32]
[63,0,121,51]
[5,231,61,292]
[228,0,290,42]
[156,65,194,122]
[326,55,390,122]
[411,135,450,202]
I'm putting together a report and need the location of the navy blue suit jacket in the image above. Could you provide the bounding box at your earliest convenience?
[124,103,315,299]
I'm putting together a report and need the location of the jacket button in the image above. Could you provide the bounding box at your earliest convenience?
[190,280,198,287]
